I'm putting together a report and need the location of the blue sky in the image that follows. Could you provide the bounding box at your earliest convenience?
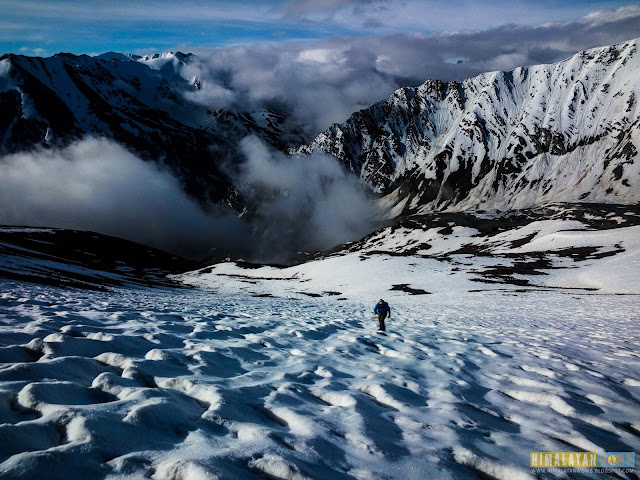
[2,0,638,56]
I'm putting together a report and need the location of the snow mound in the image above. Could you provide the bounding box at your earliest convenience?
[0,277,637,479]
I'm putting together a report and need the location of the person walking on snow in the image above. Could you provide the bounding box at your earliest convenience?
[374,299,391,332]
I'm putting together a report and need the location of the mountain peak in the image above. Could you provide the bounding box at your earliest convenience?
[95,51,142,61]
[305,38,640,213]
[139,51,194,61]
[92,51,196,66]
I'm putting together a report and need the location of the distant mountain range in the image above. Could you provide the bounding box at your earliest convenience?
[1,39,638,216]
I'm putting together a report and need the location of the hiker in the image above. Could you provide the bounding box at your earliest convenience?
[374,299,391,332]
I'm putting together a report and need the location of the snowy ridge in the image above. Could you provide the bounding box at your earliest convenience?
[0,50,303,205]
[178,205,640,296]
[0,226,199,289]
[302,39,640,213]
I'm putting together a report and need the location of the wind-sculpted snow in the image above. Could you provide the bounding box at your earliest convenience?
[0,211,638,479]
[0,279,638,480]
[302,39,640,213]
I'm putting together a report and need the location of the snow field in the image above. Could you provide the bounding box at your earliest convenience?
[180,220,640,297]
[0,281,638,479]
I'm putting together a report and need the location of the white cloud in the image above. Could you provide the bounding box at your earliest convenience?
[297,48,347,64]
[0,138,250,260]
[277,0,389,20]
[181,5,640,138]
[0,137,378,262]
[315,0,638,33]
[237,136,379,259]
[580,4,640,25]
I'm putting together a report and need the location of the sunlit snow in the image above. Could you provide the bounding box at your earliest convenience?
[0,216,638,479]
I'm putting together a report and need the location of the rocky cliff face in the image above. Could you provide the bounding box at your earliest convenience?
[301,39,640,214]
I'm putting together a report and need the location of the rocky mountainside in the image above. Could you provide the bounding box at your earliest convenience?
[301,39,640,214]
[1,40,638,222]
[0,51,303,205]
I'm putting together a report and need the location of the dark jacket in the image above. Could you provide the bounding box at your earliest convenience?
[374,301,391,316]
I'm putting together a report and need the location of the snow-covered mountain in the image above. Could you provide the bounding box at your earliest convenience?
[181,202,640,295]
[1,40,639,265]
[0,51,303,205]
[301,39,640,214]
[2,40,638,216]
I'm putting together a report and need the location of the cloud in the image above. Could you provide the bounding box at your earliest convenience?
[293,0,638,33]
[2,0,633,33]
[0,138,250,260]
[277,0,389,20]
[178,42,396,137]
[0,137,378,263]
[236,136,380,261]
[180,5,640,139]
[236,137,379,260]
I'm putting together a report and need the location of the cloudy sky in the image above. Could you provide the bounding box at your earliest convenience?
[3,1,639,146]
[2,0,639,57]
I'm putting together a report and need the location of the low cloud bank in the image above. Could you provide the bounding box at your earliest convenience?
[0,138,379,262]
[0,138,250,260]
[237,136,379,261]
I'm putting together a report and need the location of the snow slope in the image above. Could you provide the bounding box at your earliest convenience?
[180,205,640,296]
[0,275,638,480]
[0,227,199,290]
[302,39,640,213]
[0,207,638,479]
